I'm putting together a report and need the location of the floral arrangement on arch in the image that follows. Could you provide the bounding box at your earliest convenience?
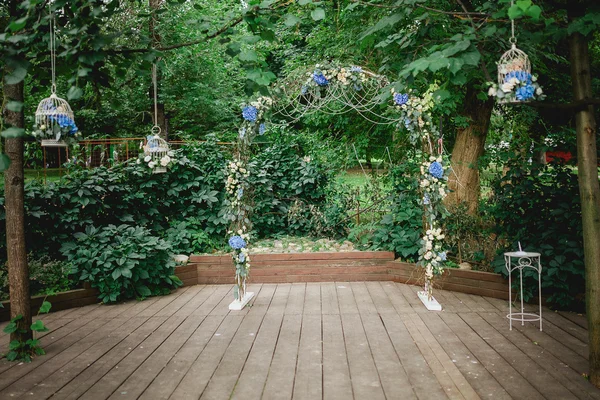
[301,62,370,94]
[225,95,273,302]
[391,83,450,298]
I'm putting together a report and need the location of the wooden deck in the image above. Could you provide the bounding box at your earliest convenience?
[0,282,598,399]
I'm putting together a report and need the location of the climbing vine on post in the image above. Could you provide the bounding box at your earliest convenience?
[225,96,272,309]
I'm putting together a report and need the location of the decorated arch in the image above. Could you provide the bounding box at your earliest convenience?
[225,62,450,311]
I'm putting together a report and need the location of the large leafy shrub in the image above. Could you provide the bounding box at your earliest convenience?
[488,159,585,308]
[61,224,181,303]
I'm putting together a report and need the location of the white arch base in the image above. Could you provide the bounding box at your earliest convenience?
[418,291,442,311]
[229,292,255,311]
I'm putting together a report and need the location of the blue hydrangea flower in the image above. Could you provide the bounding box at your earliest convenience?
[237,187,244,199]
[301,85,309,95]
[228,235,247,250]
[242,106,258,122]
[313,72,329,86]
[394,93,409,106]
[429,161,444,179]
[50,114,78,135]
[259,123,266,135]
[238,253,246,263]
[515,84,535,101]
[239,128,246,139]
[504,70,532,85]
[404,118,411,128]
[350,66,363,73]
[423,194,430,205]
[439,251,447,261]
[353,83,362,91]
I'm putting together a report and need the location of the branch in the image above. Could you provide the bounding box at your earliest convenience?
[511,97,600,111]
[350,0,490,17]
[455,0,493,82]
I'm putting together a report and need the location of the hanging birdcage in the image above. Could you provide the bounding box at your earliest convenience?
[35,93,77,147]
[496,44,533,103]
[144,133,170,174]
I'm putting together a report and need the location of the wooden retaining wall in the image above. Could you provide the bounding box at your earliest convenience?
[0,285,99,322]
[189,251,511,300]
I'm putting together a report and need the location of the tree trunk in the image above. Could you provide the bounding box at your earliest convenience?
[569,31,600,388]
[2,78,31,343]
[446,86,494,214]
[149,0,166,136]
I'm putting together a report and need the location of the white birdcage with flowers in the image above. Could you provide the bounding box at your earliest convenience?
[33,14,79,147]
[143,130,171,174]
[487,1,545,104]
[35,94,78,147]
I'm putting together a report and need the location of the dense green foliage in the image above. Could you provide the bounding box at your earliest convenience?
[489,159,585,308]
[61,224,181,303]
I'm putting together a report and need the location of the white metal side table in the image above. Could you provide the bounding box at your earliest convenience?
[504,251,543,331]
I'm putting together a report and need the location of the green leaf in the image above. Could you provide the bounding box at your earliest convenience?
[298,0,312,4]
[1,127,25,139]
[0,154,11,172]
[3,322,18,334]
[4,66,27,85]
[6,101,23,112]
[238,50,258,62]
[428,56,449,72]
[67,86,83,100]
[311,8,325,21]
[516,0,532,11]
[39,301,52,314]
[526,5,541,21]
[136,285,151,297]
[9,17,28,32]
[460,50,481,66]
[31,320,49,332]
[111,269,122,280]
[508,5,523,19]
[284,14,302,26]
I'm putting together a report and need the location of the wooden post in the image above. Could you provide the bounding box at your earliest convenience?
[569,31,600,388]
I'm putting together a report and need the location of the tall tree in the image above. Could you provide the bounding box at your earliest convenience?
[568,16,600,389]
[2,0,30,342]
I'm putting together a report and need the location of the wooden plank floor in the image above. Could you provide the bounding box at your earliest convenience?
[0,282,598,400]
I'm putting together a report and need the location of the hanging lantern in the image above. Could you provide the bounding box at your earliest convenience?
[143,131,172,174]
[35,93,77,147]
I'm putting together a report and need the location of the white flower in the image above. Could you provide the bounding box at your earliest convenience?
[160,156,171,167]
[40,125,47,131]
[303,156,311,163]
[536,87,543,95]
[532,75,537,82]
[424,251,433,260]
[240,168,247,174]
[136,159,141,164]
[488,86,497,96]
[509,77,519,86]
[167,151,175,157]
[501,82,515,93]
[148,161,156,169]
[144,155,151,162]
[420,179,430,187]
[439,187,446,196]
[237,229,243,235]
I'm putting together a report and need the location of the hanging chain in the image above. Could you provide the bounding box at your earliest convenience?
[510,0,517,45]
[49,12,57,94]
[151,63,161,136]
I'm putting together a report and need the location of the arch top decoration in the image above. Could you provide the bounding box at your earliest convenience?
[226,62,450,311]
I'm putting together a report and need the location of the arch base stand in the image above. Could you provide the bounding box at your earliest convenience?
[418,291,442,311]
[229,292,255,311]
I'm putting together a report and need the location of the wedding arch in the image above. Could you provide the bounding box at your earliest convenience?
[225,61,450,311]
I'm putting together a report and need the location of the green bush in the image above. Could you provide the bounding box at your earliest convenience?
[0,255,75,301]
[488,159,585,308]
[61,224,181,303]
